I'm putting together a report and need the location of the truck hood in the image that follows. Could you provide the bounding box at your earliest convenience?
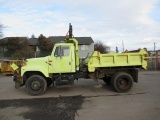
[25,56,49,66]
[21,56,50,77]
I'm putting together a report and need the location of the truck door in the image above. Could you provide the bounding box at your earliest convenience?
[52,45,75,73]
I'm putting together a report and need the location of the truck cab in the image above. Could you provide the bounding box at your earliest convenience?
[48,43,76,73]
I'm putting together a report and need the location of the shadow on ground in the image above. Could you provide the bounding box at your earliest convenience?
[0,95,85,120]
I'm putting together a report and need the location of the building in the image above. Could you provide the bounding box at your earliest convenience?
[0,36,94,59]
[147,50,160,70]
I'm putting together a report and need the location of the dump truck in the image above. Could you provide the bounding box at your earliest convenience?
[0,60,2,72]
[12,24,148,95]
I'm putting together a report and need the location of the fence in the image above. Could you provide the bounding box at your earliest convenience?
[147,57,160,70]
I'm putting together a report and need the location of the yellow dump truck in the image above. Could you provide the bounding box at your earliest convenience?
[12,24,148,95]
[1,60,21,75]
[0,60,2,72]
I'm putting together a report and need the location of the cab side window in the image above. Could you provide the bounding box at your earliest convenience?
[54,47,60,56]
[54,46,70,57]
[62,47,69,56]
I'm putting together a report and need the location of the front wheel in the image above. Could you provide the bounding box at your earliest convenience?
[111,72,134,93]
[25,75,47,95]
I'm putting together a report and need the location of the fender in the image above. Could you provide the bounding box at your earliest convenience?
[21,66,49,77]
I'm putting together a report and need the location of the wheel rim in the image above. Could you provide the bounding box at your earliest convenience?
[31,81,41,91]
[118,78,129,89]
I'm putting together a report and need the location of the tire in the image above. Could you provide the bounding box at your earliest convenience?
[111,72,133,93]
[103,76,111,85]
[25,75,47,95]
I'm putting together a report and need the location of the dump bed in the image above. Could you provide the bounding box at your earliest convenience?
[87,48,148,72]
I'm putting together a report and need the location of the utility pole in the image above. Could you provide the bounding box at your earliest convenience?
[122,41,124,52]
[154,42,156,70]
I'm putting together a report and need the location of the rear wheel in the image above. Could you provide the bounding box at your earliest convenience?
[111,72,133,92]
[25,75,47,95]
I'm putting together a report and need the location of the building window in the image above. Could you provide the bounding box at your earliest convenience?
[81,45,89,50]
[36,46,40,52]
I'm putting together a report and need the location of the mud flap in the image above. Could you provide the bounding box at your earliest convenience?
[15,81,23,89]
[13,75,23,89]
[131,69,138,83]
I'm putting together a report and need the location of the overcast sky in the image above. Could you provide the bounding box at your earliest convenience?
[0,0,160,52]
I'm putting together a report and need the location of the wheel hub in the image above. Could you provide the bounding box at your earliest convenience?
[31,81,41,91]
[120,80,126,85]
[119,79,128,88]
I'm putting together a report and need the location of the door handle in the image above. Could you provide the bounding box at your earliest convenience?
[46,62,51,66]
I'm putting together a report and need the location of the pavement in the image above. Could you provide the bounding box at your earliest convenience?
[0,71,160,120]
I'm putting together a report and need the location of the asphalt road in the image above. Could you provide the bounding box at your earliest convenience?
[0,71,160,120]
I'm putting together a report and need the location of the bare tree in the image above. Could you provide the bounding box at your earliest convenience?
[116,46,119,53]
[94,41,110,53]
[0,24,4,38]
[31,34,36,38]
